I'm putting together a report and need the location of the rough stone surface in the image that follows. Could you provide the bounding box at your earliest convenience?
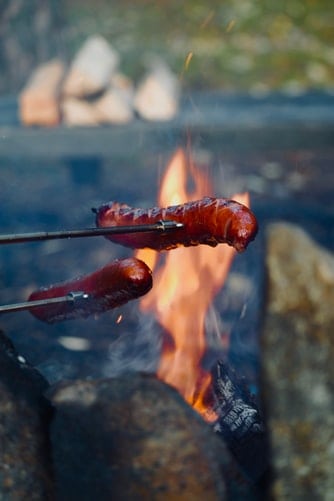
[49,375,229,500]
[261,222,334,499]
[0,330,53,500]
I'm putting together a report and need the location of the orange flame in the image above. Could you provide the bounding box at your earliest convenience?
[136,148,250,422]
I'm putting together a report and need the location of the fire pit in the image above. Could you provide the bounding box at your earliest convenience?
[1,91,334,498]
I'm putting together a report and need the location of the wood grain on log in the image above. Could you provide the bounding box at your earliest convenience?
[62,36,119,98]
[19,59,65,126]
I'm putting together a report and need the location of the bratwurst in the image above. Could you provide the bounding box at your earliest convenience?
[28,258,152,323]
[95,196,258,252]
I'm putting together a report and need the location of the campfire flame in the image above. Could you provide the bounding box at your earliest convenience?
[136,149,250,422]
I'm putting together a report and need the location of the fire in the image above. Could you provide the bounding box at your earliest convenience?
[136,149,250,422]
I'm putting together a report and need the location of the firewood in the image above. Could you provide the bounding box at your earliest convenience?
[19,59,65,126]
[91,72,134,124]
[94,87,134,124]
[110,73,134,98]
[61,97,100,127]
[133,61,180,121]
[212,360,269,481]
[62,35,119,98]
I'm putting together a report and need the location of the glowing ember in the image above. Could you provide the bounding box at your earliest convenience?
[136,149,250,422]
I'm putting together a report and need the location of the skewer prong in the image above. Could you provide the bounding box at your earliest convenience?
[0,291,89,315]
[0,221,183,245]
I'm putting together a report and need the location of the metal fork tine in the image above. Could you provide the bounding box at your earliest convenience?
[0,220,183,245]
[0,291,89,315]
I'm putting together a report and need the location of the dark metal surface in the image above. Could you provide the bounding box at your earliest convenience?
[0,291,88,315]
[0,91,333,159]
[0,220,182,244]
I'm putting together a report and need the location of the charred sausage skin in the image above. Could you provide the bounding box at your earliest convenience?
[95,196,258,252]
[28,258,152,323]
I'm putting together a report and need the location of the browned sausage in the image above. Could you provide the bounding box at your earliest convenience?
[28,258,152,323]
[95,196,258,252]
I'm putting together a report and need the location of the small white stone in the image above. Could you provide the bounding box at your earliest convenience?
[310,383,330,407]
[58,336,91,351]
[261,162,283,180]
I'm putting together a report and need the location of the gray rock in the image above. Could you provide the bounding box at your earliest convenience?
[261,222,334,499]
[49,375,229,500]
[0,330,53,500]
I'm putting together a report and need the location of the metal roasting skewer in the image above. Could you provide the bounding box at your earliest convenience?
[0,220,183,245]
[0,221,183,314]
[0,291,89,315]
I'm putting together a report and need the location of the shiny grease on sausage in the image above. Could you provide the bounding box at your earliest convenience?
[28,258,152,323]
[95,196,258,252]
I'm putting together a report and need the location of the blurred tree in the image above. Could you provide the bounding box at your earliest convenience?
[0,0,65,94]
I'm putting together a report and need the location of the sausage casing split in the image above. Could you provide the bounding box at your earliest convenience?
[28,258,152,323]
[95,196,258,252]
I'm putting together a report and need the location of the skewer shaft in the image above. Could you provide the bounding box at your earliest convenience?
[0,291,89,315]
[0,220,183,245]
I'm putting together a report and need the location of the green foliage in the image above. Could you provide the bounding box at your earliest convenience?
[64,0,334,90]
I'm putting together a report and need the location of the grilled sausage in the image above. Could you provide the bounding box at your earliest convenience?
[28,258,152,323]
[95,196,258,252]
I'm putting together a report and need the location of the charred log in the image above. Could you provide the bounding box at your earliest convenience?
[211,360,269,483]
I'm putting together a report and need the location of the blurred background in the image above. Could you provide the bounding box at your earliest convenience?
[1,0,333,96]
[1,5,334,496]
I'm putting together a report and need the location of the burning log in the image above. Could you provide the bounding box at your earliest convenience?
[211,360,269,482]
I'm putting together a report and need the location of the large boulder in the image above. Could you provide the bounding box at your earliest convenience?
[0,330,53,500]
[262,222,334,499]
[49,375,229,500]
